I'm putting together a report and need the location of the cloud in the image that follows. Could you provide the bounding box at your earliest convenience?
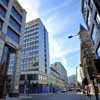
[43,6,81,77]
[17,0,81,76]
[18,0,40,22]
[44,15,73,36]
[41,1,68,17]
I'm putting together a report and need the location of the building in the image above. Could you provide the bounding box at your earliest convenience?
[48,62,68,92]
[79,25,98,93]
[68,75,76,84]
[0,0,26,98]
[68,75,76,89]
[19,18,50,94]
[82,0,100,78]
[81,0,100,91]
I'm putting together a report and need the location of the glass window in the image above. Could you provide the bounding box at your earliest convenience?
[1,46,9,65]
[8,54,15,69]
[84,1,87,8]
[0,19,3,30]
[90,0,93,12]
[0,4,6,18]
[96,13,100,25]
[11,7,22,22]
[7,27,20,44]
[27,74,33,80]
[9,16,21,32]
[97,46,100,58]
[33,62,39,66]
[20,75,25,80]
[88,11,91,28]
[33,68,39,71]
[92,25,98,44]
[33,74,38,80]
[1,0,9,7]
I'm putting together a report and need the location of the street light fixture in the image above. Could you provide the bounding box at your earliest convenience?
[68,34,78,39]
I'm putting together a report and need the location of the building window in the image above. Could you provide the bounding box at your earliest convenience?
[0,4,6,18]
[27,74,38,80]
[0,19,3,30]
[91,25,98,44]
[11,7,22,22]
[1,45,9,65]
[20,75,25,80]
[97,45,100,58]
[33,62,39,66]
[96,13,100,25]
[27,74,33,80]
[87,11,91,28]
[1,0,9,7]
[33,68,39,71]
[84,1,87,8]
[8,53,15,72]
[9,16,21,32]
[7,27,20,44]
[90,0,94,12]
[33,74,38,80]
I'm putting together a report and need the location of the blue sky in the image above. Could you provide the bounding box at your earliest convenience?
[18,0,85,76]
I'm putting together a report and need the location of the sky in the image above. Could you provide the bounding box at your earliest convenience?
[18,0,85,77]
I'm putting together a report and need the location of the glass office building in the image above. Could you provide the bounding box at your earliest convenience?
[19,18,50,94]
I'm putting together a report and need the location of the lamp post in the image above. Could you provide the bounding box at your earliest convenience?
[68,34,99,100]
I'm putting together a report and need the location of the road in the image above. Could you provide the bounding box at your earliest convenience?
[17,93,98,100]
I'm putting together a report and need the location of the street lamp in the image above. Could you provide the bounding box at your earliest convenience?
[68,34,78,39]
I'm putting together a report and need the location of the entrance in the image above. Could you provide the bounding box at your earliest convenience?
[0,44,16,98]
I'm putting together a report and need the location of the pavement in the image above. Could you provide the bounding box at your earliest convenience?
[4,93,100,100]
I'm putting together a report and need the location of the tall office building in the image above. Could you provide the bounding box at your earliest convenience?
[19,18,49,93]
[0,0,26,98]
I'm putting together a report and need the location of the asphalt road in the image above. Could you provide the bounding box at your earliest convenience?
[19,93,97,100]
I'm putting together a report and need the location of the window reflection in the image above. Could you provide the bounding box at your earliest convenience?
[97,46,100,58]
[92,25,98,44]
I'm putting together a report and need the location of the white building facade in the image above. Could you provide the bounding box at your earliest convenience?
[48,62,68,92]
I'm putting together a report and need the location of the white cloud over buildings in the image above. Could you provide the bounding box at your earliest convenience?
[18,0,81,76]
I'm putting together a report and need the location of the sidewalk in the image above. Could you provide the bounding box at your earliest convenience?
[2,93,100,100]
[6,97,19,100]
[0,93,53,100]
[6,96,32,100]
